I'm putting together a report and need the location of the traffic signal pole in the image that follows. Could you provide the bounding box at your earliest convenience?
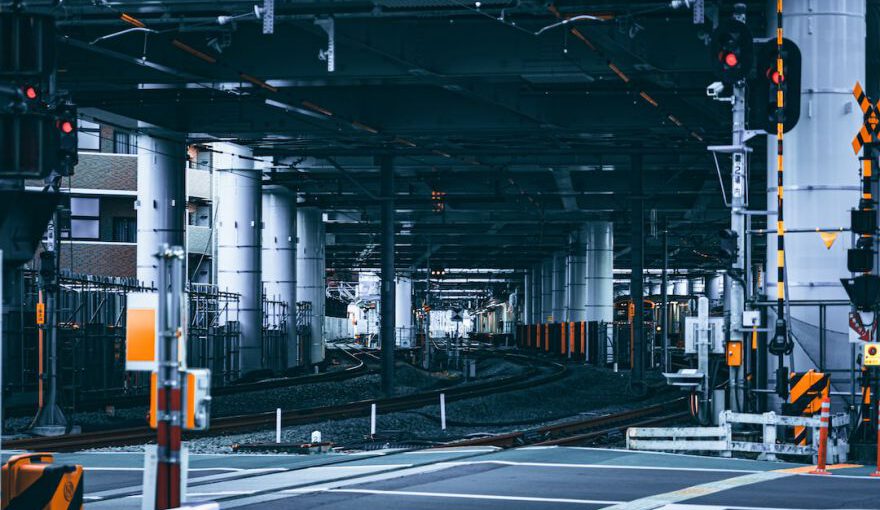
[727,69,747,413]
[155,245,184,509]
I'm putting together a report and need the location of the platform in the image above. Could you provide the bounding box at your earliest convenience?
[4,446,878,509]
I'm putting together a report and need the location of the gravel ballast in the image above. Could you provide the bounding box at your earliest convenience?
[85,355,679,454]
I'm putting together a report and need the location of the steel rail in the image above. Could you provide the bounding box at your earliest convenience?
[6,353,565,452]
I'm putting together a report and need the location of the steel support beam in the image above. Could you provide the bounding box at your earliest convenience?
[631,153,645,388]
[380,155,396,396]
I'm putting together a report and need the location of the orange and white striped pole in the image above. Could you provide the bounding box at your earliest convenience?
[810,397,831,475]
[872,404,880,477]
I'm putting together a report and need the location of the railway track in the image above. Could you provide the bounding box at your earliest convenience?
[6,352,565,452]
[6,346,371,417]
[443,398,688,448]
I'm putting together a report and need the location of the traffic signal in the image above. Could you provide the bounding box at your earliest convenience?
[751,39,802,133]
[431,190,446,213]
[20,82,42,110]
[710,20,753,85]
[719,228,738,263]
[55,102,78,174]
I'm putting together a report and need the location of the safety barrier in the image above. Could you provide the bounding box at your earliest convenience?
[1,453,83,509]
[516,321,609,365]
[626,410,850,463]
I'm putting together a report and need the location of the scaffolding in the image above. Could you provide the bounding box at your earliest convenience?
[262,294,290,373]
[3,272,250,416]
[188,283,241,385]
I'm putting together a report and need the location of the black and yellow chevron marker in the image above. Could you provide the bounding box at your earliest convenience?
[1,453,84,510]
[853,123,873,154]
[854,81,872,114]
[786,370,830,445]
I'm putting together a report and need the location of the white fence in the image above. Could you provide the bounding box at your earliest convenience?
[627,410,850,463]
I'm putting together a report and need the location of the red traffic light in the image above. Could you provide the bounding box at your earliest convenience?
[59,120,74,134]
[768,69,784,85]
[723,52,739,67]
[24,86,38,100]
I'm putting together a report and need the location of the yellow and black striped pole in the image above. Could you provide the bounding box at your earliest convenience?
[769,0,794,397]
[775,0,785,323]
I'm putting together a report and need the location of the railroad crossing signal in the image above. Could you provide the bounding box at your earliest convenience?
[710,20,753,85]
[852,82,880,154]
[865,342,880,366]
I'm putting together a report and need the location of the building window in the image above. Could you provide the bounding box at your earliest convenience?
[65,197,100,240]
[77,120,101,151]
[113,131,137,154]
[112,217,137,243]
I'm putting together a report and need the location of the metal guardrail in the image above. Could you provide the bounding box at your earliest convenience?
[627,410,850,463]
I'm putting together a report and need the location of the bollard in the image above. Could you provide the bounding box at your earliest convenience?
[1,453,84,509]
[370,403,377,437]
[275,408,281,444]
[873,404,880,477]
[810,397,831,475]
[440,393,446,431]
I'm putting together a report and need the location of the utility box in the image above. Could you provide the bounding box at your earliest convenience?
[726,340,743,367]
[684,316,725,354]
[184,369,212,431]
[149,368,212,430]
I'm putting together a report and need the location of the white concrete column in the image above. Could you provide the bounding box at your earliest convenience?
[766,0,864,372]
[262,185,297,368]
[706,274,724,306]
[673,279,688,296]
[136,133,185,288]
[567,229,587,322]
[585,221,614,322]
[215,144,263,375]
[395,274,413,347]
[552,251,566,322]
[297,205,325,365]
[689,277,705,296]
[541,257,553,323]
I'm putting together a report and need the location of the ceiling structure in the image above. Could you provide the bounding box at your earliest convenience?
[28,0,772,299]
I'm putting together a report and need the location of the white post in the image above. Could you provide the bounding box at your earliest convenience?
[370,403,377,436]
[275,408,281,443]
[440,393,447,431]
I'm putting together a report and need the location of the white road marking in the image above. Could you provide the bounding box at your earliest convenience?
[440,460,759,474]
[285,487,623,506]
[601,471,792,510]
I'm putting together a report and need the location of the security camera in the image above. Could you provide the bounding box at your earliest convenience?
[706,81,725,98]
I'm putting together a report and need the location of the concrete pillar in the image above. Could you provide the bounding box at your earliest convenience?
[673,279,688,296]
[530,263,542,324]
[541,257,553,323]
[766,0,863,372]
[689,277,705,295]
[585,221,614,322]
[297,205,326,365]
[215,144,263,375]
[567,229,588,322]
[262,185,297,368]
[706,274,723,306]
[136,134,185,287]
[395,274,413,347]
[552,251,566,322]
